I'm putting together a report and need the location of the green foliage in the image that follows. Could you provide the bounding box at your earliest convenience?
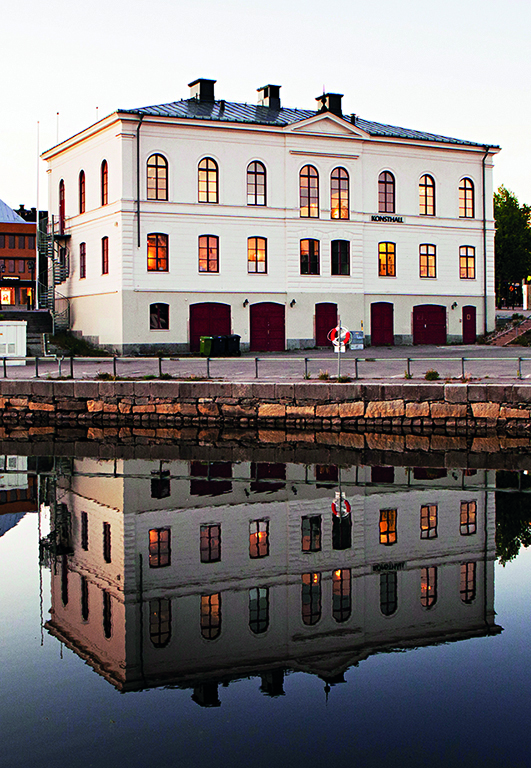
[424,368,440,380]
[337,375,351,383]
[51,331,112,357]
[318,369,330,380]
[495,474,531,564]
[494,185,531,293]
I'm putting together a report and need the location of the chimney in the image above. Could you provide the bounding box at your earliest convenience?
[257,84,281,110]
[188,78,216,102]
[315,93,343,117]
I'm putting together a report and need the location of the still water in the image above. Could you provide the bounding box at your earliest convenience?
[1,454,530,768]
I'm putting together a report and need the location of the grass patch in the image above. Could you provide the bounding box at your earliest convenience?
[50,332,112,357]
[424,368,440,380]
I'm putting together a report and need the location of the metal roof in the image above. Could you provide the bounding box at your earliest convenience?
[120,98,499,148]
[0,199,25,223]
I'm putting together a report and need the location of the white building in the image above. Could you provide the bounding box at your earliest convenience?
[41,79,499,353]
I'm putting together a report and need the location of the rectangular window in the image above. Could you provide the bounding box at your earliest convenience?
[147,233,168,272]
[27,235,35,250]
[301,572,321,625]
[201,593,221,639]
[332,568,351,623]
[248,237,267,273]
[421,566,437,608]
[380,572,397,615]
[301,515,321,552]
[250,462,286,493]
[200,523,221,563]
[331,240,350,276]
[378,242,395,276]
[8,235,15,249]
[0,235,4,248]
[460,500,477,535]
[81,575,89,621]
[103,590,112,638]
[460,246,475,279]
[419,244,436,278]
[81,511,89,551]
[190,461,232,496]
[8,260,15,273]
[249,519,269,558]
[198,235,219,273]
[300,239,320,275]
[460,562,476,603]
[149,528,171,568]
[420,504,438,539]
[101,236,109,274]
[80,242,86,279]
[103,522,111,563]
[249,587,269,634]
[18,235,25,249]
[18,260,25,273]
[379,509,397,545]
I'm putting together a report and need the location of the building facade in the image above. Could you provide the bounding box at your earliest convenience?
[0,200,37,309]
[41,79,499,353]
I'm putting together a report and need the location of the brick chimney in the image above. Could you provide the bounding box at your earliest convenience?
[189,78,216,102]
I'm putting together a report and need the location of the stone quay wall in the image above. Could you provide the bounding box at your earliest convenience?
[0,380,530,439]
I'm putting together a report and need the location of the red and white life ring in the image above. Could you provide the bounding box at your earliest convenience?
[332,498,351,517]
[329,327,351,345]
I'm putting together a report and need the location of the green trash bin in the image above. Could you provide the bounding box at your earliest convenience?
[199,336,213,356]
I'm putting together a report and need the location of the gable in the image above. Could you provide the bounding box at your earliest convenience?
[288,113,368,139]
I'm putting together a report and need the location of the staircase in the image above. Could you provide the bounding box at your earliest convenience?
[489,317,531,346]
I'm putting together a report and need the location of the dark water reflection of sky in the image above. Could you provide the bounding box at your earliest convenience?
[1,467,531,768]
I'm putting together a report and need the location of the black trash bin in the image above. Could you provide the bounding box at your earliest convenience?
[210,336,227,356]
[225,334,241,356]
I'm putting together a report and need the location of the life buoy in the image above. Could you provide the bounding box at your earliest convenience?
[332,499,351,517]
[330,327,351,345]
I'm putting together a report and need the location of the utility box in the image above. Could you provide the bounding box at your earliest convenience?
[0,321,27,365]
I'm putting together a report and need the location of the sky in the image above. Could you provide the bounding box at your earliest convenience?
[1,0,530,210]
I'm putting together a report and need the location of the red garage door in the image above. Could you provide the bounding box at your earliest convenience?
[250,302,285,351]
[371,302,394,346]
[315,303,337,347]
[190,303,231,352]
[462,305,477,344]
[413,304,446,345]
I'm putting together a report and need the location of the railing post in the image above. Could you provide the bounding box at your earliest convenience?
[304,357,308,378]
[518,357,522,379]
[407,357,411,378]
[35,356,39,379]
[355,358,359,380]
[70,356,74,379]
[3,358,6,378]
[255,357,259,379]
[461,357,465,379]
[158,356,162,378]
[58,357,62,377]
[206,357,210,378]
[113,357,117,378]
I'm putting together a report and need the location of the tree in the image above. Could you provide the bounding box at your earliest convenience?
[494,186,531,301]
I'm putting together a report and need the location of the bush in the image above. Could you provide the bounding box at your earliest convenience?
[424,368,440,380]
[318,369,330,380]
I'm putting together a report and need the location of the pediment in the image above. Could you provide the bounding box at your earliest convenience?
[288,113,368,139]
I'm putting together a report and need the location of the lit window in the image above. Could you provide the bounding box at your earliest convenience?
[198,235,219,273]
[103,522,111,563]
[332,568,351,623]
[419,244,436,278]
[301,572,321,625]
[249,587,269,634]
[248,237,267,273]
[460,501,477,535]
[247,161,266,206]
[103,589,112,638]
[200,524,221,563]
[147,233,168,272]
[300,165,319,218]
[300,238,320,275]
[147,154,168,201]
[149,303,169,330]
[79,170,85,214]
[419,174,435,215]
[302,515,321,552]
[149,528,171,568]
[249,520,269,558]
[101,236,109,274]
[380,572,397,615]
[421,566,437,608]
[378,242,395,277]
[379,509,397,545]
[81,576,89,621]
[331,240,350,275]
[201,593,221,639]
[198,158,218,203]
[101,160,108,206]
[459,178,474,218]
[420,504,437,539]
[378,171,395,213]
[79,242,86,279]
[460,562,476,603]
[150,597,171,647]
[331,167,349,219]
[460,246,475,279]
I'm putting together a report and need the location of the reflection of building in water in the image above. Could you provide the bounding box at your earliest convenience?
[0,456,37,537]
[44,460,501,702]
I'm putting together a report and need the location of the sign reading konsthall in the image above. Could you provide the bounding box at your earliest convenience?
[371,215,404,223]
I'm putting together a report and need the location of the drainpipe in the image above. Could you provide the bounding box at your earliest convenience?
[136,115,144,248]
[482,146,490,336]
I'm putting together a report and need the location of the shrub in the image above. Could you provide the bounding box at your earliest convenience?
[424,368,440,380]
[318,369,330,380]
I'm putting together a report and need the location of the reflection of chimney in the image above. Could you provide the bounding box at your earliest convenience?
[257,84,281,110]
[188,78,216,102]
[260,669,285,697]
[192,682,221,707]
[315,92,343,116]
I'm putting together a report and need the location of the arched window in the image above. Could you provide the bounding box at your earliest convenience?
[378,171,395,213]
[247,237,267,273]
[150,598,171,647]
[150,302,169,330]
[101,160,108,206]
[147,233,168,272]
[147,154,168,200]
[331,167,349,219]
[198,235,219,272]
[198,158,218,203]
[201,593,221,639]
[79,170,85,214]
[459,177,474,218]
[249,587,269,634]
[247,161,266,206]
[58,179,65,233]
[419,174,435,215]
[421,567,437,609]
[300,165,319,217]
[300,239,320,275]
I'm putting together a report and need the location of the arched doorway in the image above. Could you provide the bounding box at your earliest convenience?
[413,305,446,345]
[250,303,285,351]
[189,303,231,352]
[315,303,337,347]
[371,302,394,346]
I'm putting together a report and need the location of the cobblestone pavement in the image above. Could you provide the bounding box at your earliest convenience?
[3,344,531,381]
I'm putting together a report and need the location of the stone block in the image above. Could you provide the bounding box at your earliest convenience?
[53,381,75,398]
[467,384,488,402]
[430,435,467,451]
[87,400,104,412]
[56,399,86,411]
[73,381,100,399]
[471,402,500,420]
[133,381,153,397]
[9,398,29,407]
[231,383,254,399]
[471,436,501,453]
[28,401,55,411]
[198,401,219,417]
[286,405,315,418]
[119,401,132,413]
[405,434,430,451]
[133,428,156,437]
[287,431,315,443]
[405,402,430,418]
[365,433,404,452]
[512,386,531,404]
[444,384,468,403]
[258,429,286,443]
[250,383,276,399]
[338,401,364,418]
[316,431,339,445]
[29,426,55,436]
[179,403,198,416]
[258,403,286,418]
[294,382,329,402]
[500,437,529,448]
[275,383,295,400]
[430,402,467,418]
[87,427,104,440]
[338,432,364,449]
[315,404,339,418]
[500,406,530,419]
[221,404,256,418]
[365,399,405,418]
[103,403,119,413]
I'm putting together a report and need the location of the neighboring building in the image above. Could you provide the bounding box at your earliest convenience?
[0,200,37,309]
[41,79,500,353]
[44,459,500,699]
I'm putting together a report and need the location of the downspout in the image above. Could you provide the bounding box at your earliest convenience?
[136,115,144,248]
[482,146,490,336]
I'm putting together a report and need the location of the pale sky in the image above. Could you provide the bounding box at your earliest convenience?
[1,0,529,210]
